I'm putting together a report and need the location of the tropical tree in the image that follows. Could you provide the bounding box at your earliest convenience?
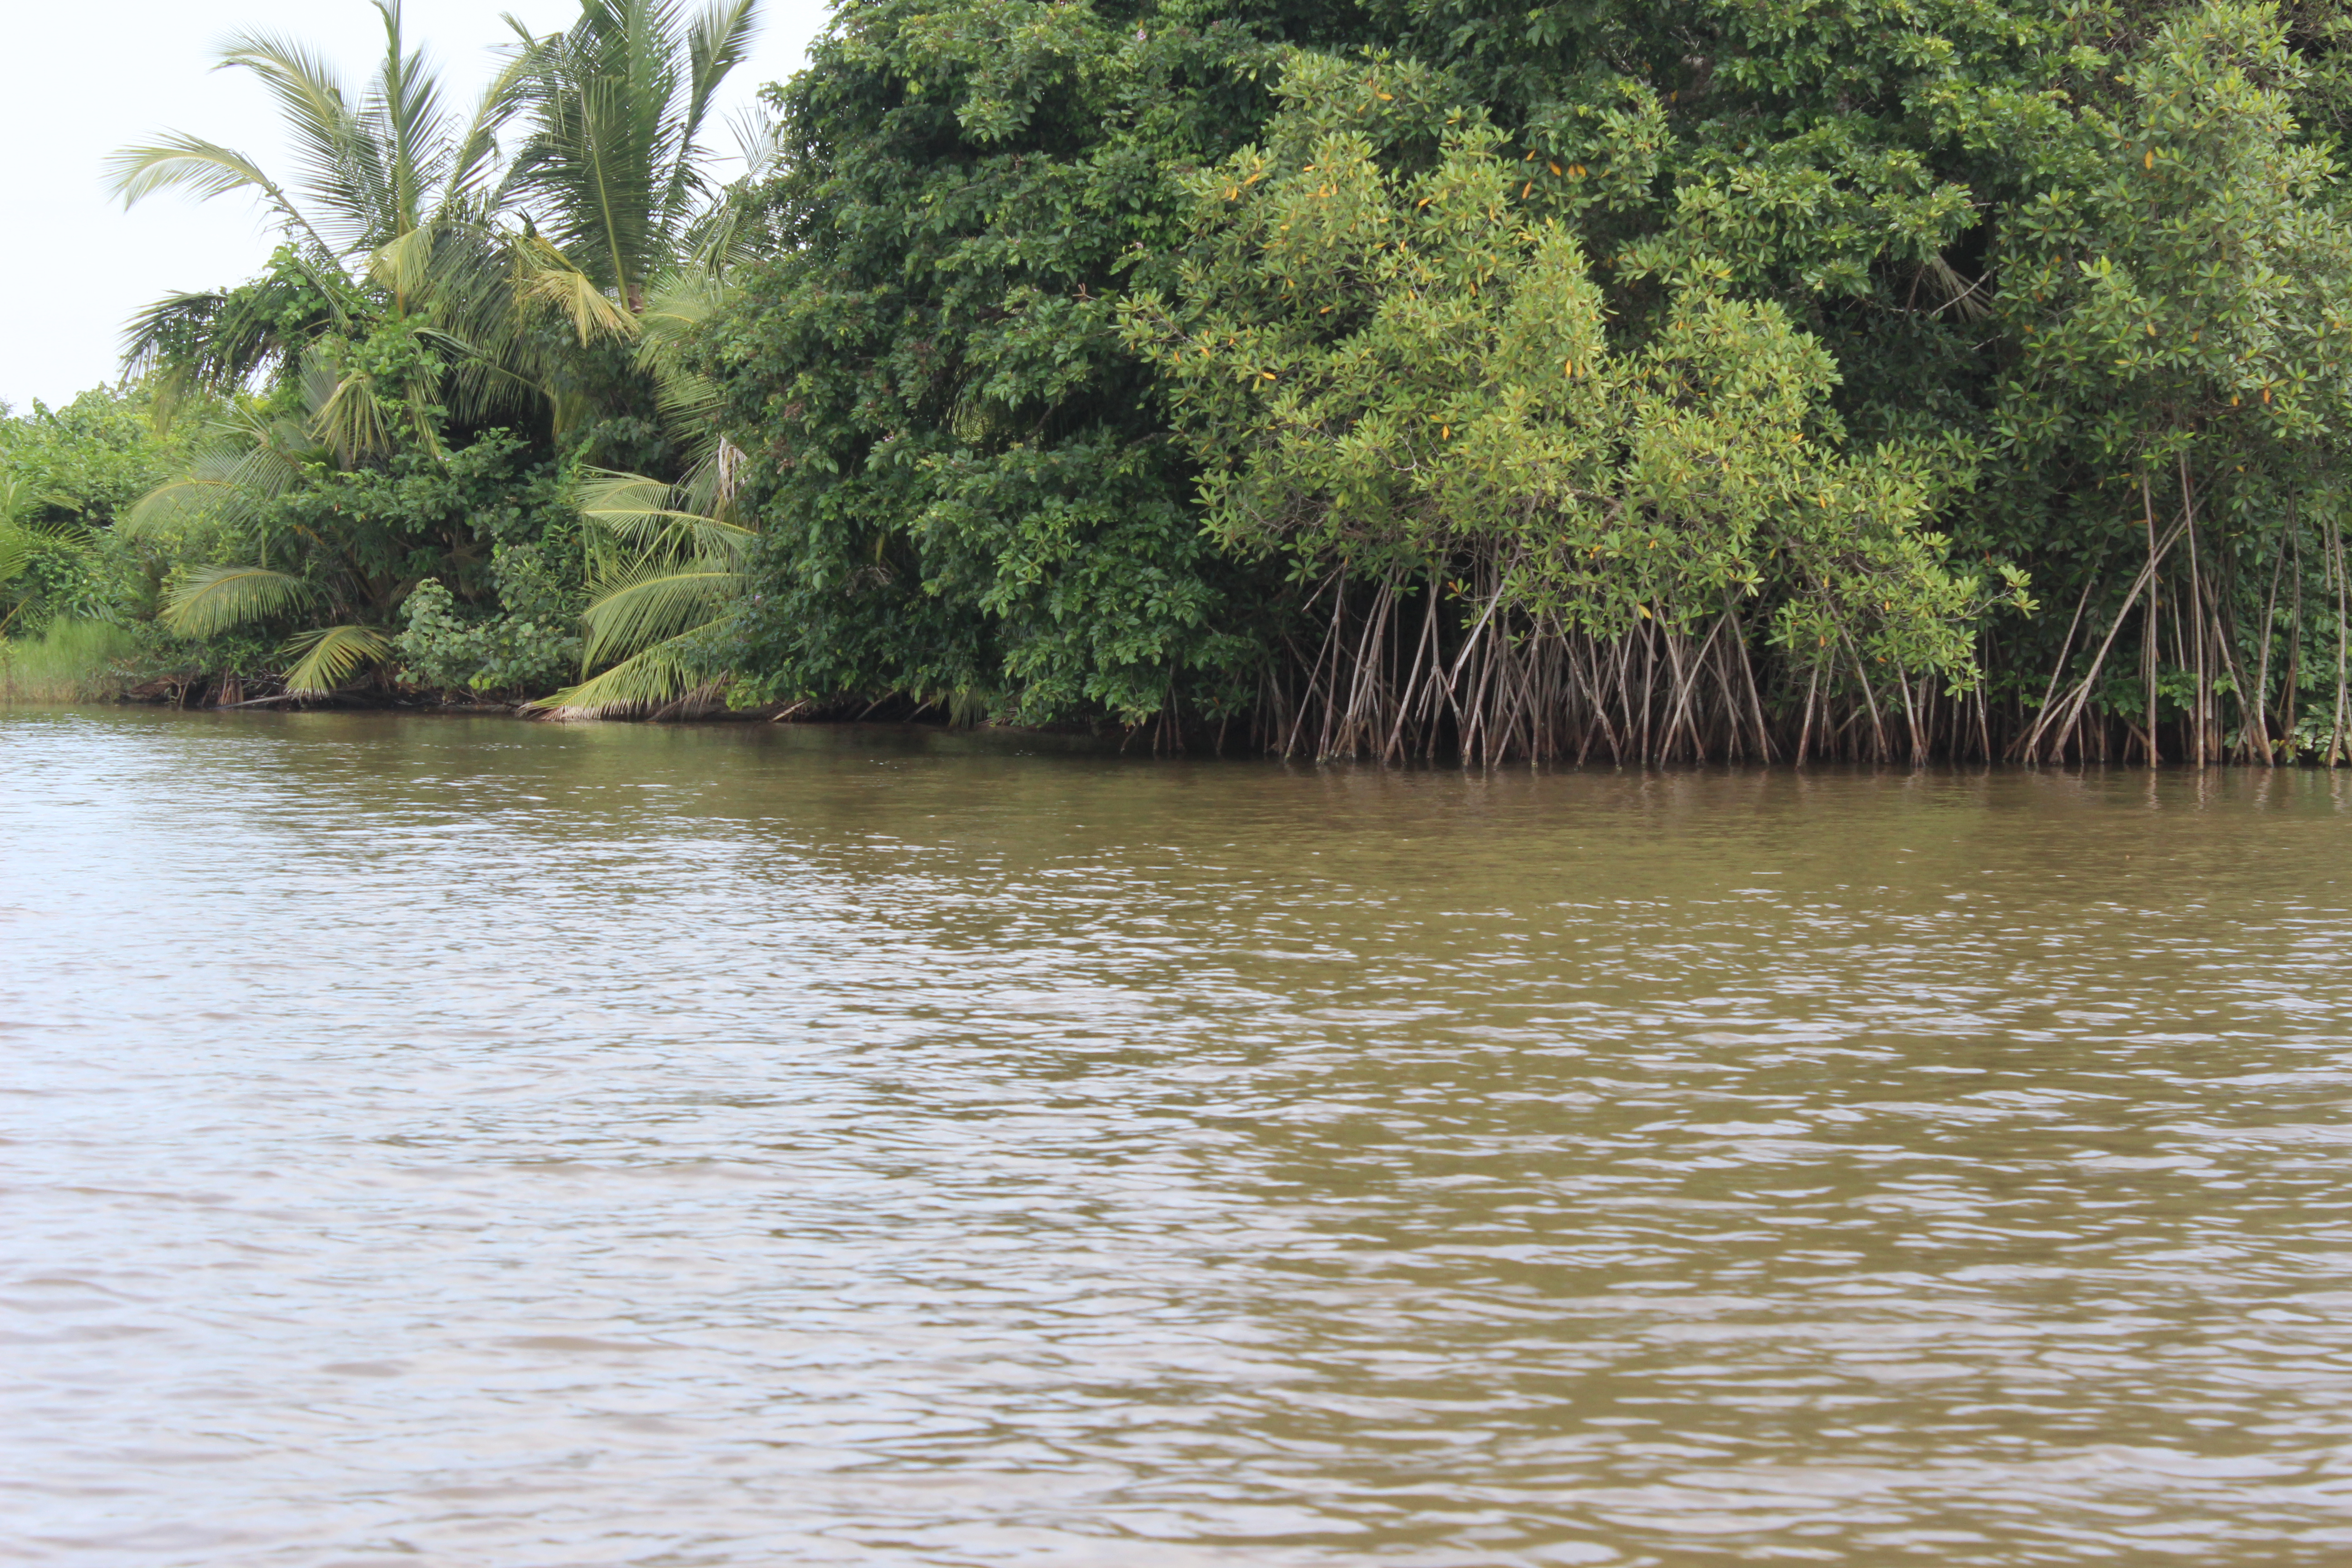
[0,388,201,639]
[504,0,761,320]
[105,0,771,701]
[1122,53,2006,763]
[702,0,1345,733]
[1990,2,2352,764]
[706,0,2352,762]
[109,0,771,452]
[501,0,773,479]
[127,366,578,697]
[108,0,532,434]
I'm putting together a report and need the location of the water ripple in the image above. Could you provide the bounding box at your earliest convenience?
[5,710,2352,1564]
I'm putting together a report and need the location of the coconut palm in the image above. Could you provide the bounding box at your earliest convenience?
[503,0,760,319]
[109,0,771,702]
[109,0,533,427]
[500,0,770,478]
[112,0,768,436]
[108,1,513,255]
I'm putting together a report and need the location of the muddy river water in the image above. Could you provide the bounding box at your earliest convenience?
[6,709,2352,1565]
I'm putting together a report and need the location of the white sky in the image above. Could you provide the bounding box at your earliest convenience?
[3,0,833,413]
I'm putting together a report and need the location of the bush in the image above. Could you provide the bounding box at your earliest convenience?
[394,568,583,698]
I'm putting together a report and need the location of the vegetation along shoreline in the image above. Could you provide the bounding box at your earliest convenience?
[11,0,2352,767]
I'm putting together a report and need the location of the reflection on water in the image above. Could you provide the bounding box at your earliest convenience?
[5,709,2352,1565]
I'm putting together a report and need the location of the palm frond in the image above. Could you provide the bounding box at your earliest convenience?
[0,475,97,546]
[371,219,540,415]
[104,135,334,256]
[124,410,317,539]
[213,27,382,252]
[533,629,711,716]
[121,239,361,408]
[308,365,400,466]
[17,515,97,548]
[0,474,35,529]
[0,528,29,587]
[531,73,671,300]
[364,0,450,235]
[513,235,638,342]
[723,102,784,180]
[281,622,392,695]
[122,473,247,537]
[634,262,738,465]
[637,258,734,340]
[504,0,760,309]
[556,461,760,703]
[368,224,439,304]
[579,555,745,667]
[161,565,316,638]
[442,337,558,431]
[576,466,755,556]
[680,0,760,174]
[446,47,534,205]
[120,290,228,419]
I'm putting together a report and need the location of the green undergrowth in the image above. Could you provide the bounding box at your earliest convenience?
[0,621,140,704]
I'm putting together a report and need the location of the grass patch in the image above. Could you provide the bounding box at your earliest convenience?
[0,621,141,703]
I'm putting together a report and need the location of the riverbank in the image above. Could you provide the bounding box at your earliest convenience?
[21,622,2352,767]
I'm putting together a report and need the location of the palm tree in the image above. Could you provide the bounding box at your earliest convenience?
[112,0,769,437]
[109,0,771,701]
[109,0,531,430]
[503,0,760,319]
[501,0,770,481]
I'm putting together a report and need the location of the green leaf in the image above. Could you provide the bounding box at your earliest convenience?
[280,622,393,695]
[160,565,316,638]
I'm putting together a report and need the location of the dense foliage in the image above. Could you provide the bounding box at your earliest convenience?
[0,387,201,642]
[18,0,772,704]
[23,0,2352,767]
[699,0,1357,731]
[1122,54,2010,760]
[700,0,2352,763]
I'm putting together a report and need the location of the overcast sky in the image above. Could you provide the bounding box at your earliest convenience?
[4,0,832,414]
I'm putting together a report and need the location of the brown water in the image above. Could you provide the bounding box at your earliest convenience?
[6,710,2352,1566]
